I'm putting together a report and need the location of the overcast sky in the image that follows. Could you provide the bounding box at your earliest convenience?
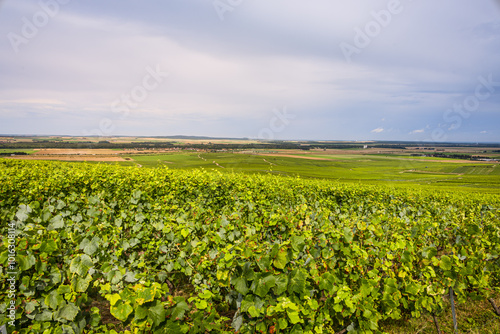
[1,0,499,142]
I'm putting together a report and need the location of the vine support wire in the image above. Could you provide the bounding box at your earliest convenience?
[450,287,458,333]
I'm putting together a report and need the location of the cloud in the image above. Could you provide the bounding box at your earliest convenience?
[409,129,425,135]
[0,0,499,141]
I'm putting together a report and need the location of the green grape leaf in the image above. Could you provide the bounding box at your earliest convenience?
[133,285,156,305]
[440,255,452,271]
[110,300,133,321]
[70,254,93,276]
[274,274,289,296]
[56,302,79,322]
[273,248,288,269]
[319,272,337,292]
[287,309,302,324]
[18,253,36,271]
[232,276,249,295]
[252,273,277,298]
[171,299,190,320]
[288,269,307,295]
[40,239,58,253]
[48,215,64,230]
[72,274,92,293]
[343,227,353,243]
[45,290,64,310]
[146,301,166,327]
[79,237,100,255]
[291,236,306,252]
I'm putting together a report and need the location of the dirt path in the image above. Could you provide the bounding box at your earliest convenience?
[263,158,277,166]
[257,154,332,161]
[213,161,225,168]
[399,169,464,175]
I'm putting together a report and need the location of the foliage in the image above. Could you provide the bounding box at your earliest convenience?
[0,160,499,333]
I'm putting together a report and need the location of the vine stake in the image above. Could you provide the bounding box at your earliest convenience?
[489,298,500,316]
[450,287,458,334]
[432,313,442,334]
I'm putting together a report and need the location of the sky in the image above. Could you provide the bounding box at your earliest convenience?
[0,0,499,142]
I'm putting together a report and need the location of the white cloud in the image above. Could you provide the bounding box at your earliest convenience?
[371,127,384,133]
[409,129,425,135]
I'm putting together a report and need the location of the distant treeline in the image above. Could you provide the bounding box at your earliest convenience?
[0,141,176,150]
[370,145,407,149]
[0,152,29,156]
[431,153,496,160]
[183,143,313,150]
[0,141,358,150]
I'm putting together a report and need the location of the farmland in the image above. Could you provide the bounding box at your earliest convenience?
[127,152,500,193]
[0,159,499,333]
[2,144,500,193]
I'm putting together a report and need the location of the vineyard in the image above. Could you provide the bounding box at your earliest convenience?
[0,159,499,333]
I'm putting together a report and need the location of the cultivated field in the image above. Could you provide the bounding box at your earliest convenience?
[125,152,500,193]
[3,144,499,193]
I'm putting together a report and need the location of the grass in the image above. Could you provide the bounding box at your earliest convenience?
[126,152,500,193]
[0,149,35,154]
[4,148,497,192]
[379,295,500,334]
[453,165,499,175]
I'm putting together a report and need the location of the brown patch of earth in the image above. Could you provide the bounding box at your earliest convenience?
[257,154,332,161]
[400,170,464,175]
[32,149,122,155]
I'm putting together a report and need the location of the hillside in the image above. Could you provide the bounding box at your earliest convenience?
[0,160,499,333]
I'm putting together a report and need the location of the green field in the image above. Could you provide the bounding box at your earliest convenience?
[126,152,500,193]
[0,149,35,154]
